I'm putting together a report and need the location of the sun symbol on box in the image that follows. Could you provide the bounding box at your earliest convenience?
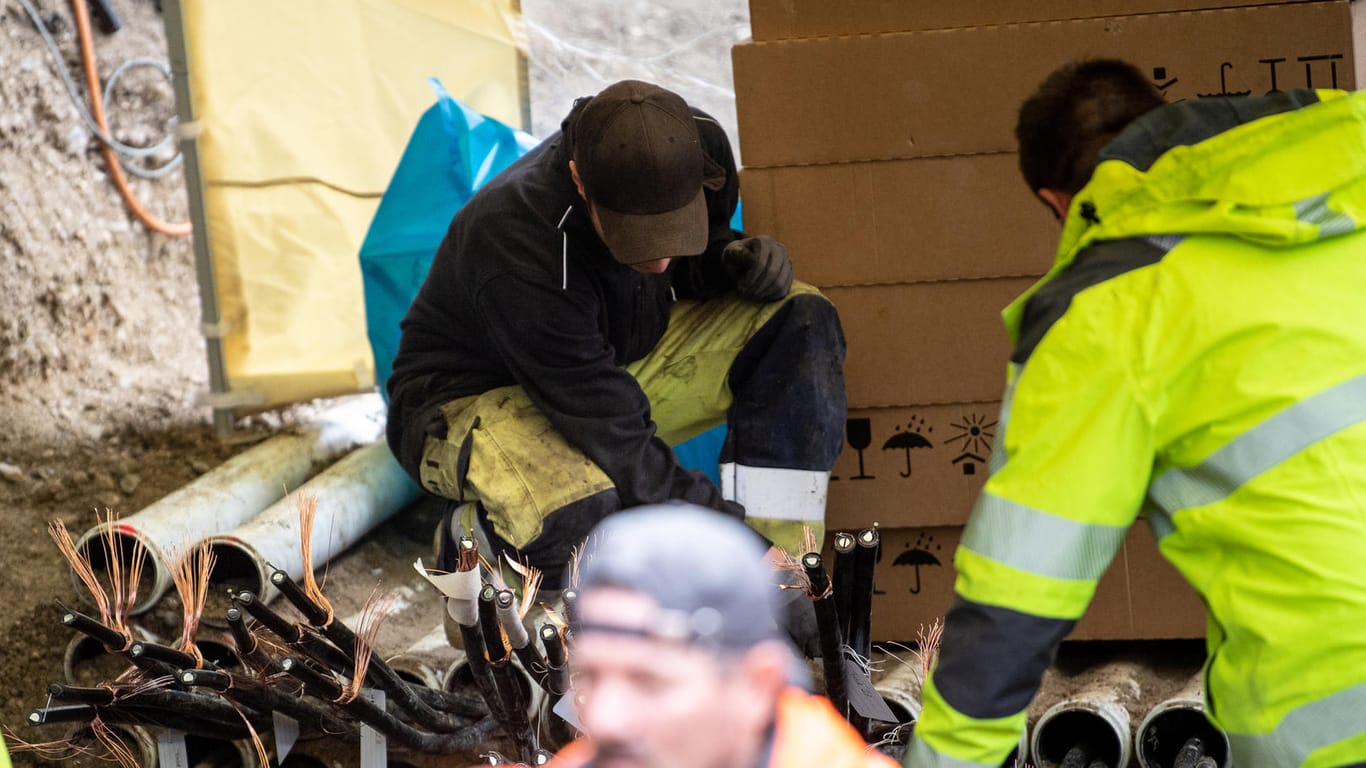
[943,413,996,475]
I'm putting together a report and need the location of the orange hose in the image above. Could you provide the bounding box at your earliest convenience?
[72,0,191,237]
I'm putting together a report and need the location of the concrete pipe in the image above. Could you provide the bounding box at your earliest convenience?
[1137,673,1230,768]
[68,415,383,617]
[1031,696,1131,768]
[200,442,420,626]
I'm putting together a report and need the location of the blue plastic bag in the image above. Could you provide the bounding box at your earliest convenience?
[359,79,538,397]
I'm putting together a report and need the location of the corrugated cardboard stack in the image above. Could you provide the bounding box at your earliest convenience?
[734,0,1358,640]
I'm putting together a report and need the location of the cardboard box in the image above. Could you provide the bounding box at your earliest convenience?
[828,402,1001,530]
[859,525,1206,641]
[825,396,999,530]
[746,153,1056,286]
[826,279,1028,409]
[735,2,1355,167]
[749,0,1315,41]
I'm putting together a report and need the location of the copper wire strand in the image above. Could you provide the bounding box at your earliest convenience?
[90,716,140,768]
[114,517,148,638]
[916,619,944,680]
[169,541,215,666]
[337,585,397,704]
[49,518,113,630]
[5,712,138,768]
[457,538,481,573]
[298,493,337,625]
[98,511,125,634]
[118,674,176,701]
[774,551,813,593]
[223,697,271,767]
[802,524,820,557]
[519,564,543,621]
[538,604,567,631]
[479,553,506,592]
[567,534,599,591]
[502,554,544,620]
[3,725,106,765]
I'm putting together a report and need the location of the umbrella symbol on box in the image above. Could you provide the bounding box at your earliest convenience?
[893,536,943,594]
[883,417,932,478]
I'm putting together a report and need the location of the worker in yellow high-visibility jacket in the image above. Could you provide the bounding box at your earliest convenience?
[906,59,1366,768]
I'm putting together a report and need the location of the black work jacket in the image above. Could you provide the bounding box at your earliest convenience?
[386,106,743,516]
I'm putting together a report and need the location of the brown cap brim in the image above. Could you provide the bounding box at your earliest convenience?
[594,187,708,265]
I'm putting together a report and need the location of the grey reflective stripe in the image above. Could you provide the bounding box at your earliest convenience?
[1226,679,1366,768]
[988,368,1018,476]
[1146,503,1175,541]
[905,736,997,768]
[1149,373,1366,515]
[1295,191,1355,238]
[962,492,1128,582]
[1144,233,1186,252]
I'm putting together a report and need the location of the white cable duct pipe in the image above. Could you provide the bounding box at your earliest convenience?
[1136,672,1230,768]
[72,429,321,615]
[1030,662,1136,768]
[200,442,420,625]
[176,732,263,768]
[70,396,385,615]
[873,659,924,726]
[386,624,463,691]
[443,650,546,726]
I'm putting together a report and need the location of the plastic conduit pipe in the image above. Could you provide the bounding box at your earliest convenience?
[75,723,157,768]
[1136,672,1230,768]
[387,625,465,692]
[71,429,325,616]
[1031,695,1132,768]
[199,442,419,625]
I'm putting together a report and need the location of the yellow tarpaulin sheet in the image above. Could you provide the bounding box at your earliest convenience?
[181,0,525,408]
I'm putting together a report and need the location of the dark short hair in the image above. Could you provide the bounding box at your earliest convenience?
[1015,59,1165,195]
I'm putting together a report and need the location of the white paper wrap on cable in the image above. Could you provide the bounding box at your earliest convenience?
[413,558,482,626]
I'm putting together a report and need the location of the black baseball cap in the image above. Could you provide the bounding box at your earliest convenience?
[569,80,709,265]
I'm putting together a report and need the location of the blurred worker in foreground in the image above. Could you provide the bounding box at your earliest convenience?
[386,79,846,588]
[548,504,896,768]
[906,59,1366,768]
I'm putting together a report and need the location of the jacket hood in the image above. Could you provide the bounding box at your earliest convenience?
[1005,88,1366,341]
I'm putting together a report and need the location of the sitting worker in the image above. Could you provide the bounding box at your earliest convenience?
[548,503,896,768]
[386,79,846,586]
[906,60,1366,768]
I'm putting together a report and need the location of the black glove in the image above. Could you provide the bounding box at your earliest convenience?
[722,235,793,301]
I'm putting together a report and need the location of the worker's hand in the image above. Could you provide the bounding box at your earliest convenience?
[723,236,793,301]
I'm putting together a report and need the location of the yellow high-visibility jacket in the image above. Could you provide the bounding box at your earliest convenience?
[907,89,1366,768]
